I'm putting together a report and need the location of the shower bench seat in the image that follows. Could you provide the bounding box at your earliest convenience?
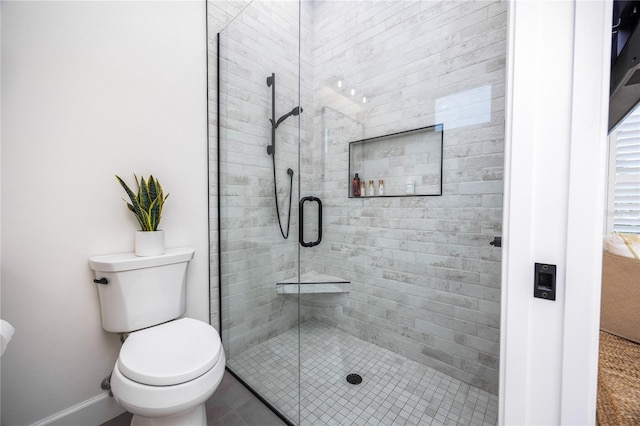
[276,271,351,294]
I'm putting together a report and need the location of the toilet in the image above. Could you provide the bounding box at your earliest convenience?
[89,247,225,426]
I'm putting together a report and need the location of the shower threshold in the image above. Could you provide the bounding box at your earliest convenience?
[226,320,498,426]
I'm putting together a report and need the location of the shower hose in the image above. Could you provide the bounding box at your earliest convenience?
[271,154,293,240]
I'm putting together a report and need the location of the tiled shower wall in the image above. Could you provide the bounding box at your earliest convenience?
[207,0,251,332]
[211,0,506,395]
[304,1,506,394]
[215,0,316,358]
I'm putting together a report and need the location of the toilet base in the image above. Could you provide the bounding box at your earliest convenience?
[130,403,206,426]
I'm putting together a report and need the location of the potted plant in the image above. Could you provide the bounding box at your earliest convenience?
[116,174,169,256]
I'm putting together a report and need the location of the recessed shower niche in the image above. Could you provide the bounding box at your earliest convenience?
[348,125,443,198]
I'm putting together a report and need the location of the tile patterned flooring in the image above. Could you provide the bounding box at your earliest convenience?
[228,320,499,426]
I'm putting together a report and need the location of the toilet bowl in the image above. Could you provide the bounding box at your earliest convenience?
[110,318,225,426]
[89,248,225,426]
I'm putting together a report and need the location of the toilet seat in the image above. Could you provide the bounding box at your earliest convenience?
[111,348,226,419]
[118,318,222,386]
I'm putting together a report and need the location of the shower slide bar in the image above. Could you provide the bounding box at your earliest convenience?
[265,72,302,240]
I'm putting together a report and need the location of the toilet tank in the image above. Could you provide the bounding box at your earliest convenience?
[89,247,195,333]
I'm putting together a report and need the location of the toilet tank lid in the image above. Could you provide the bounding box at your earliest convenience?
[89,247,194,272]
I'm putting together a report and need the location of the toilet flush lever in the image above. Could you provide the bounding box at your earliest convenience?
[93,278,108,285]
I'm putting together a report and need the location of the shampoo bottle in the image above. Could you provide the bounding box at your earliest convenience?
[406,179,415,195]
[352,173,361,196]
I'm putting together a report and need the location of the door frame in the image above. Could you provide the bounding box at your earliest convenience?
[500,1,612,424]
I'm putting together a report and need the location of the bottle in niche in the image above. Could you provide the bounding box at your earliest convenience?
[352,173,361,197]
[406,179,415,195]
[360,181,366,196]
[378,179,384,196]
[368,180,374,197]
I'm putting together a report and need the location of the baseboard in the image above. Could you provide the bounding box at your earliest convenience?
[31,392,125,426]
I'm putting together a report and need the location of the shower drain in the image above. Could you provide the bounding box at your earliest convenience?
[346,373,362,385]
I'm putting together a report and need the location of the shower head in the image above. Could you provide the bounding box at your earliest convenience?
[274,106,303,128]
[267,106,303,155]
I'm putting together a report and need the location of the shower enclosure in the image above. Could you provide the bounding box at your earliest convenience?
[211,1,505,424]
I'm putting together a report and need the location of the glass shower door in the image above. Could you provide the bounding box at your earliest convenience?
[296,1,504,425]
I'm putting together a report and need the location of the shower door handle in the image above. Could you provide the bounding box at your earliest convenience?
[299,196,322,247]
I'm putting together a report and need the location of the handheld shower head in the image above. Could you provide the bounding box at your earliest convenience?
[274,106,303,128]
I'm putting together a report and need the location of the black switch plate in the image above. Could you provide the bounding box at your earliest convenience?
[534,263,556,300]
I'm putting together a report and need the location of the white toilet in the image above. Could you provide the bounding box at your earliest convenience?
[89,247,225,426]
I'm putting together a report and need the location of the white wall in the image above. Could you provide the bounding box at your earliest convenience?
[1,1,208,425]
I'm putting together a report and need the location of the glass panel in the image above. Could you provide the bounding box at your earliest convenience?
[217,1,301,423]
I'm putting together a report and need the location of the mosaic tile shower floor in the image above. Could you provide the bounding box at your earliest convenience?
[228,320,498,425]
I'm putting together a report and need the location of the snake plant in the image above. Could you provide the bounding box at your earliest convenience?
[116,175,169,231]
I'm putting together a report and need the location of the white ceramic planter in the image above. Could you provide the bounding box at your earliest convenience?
[134,230,165,257]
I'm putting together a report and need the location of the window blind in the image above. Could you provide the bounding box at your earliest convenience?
[613,105,640,234]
